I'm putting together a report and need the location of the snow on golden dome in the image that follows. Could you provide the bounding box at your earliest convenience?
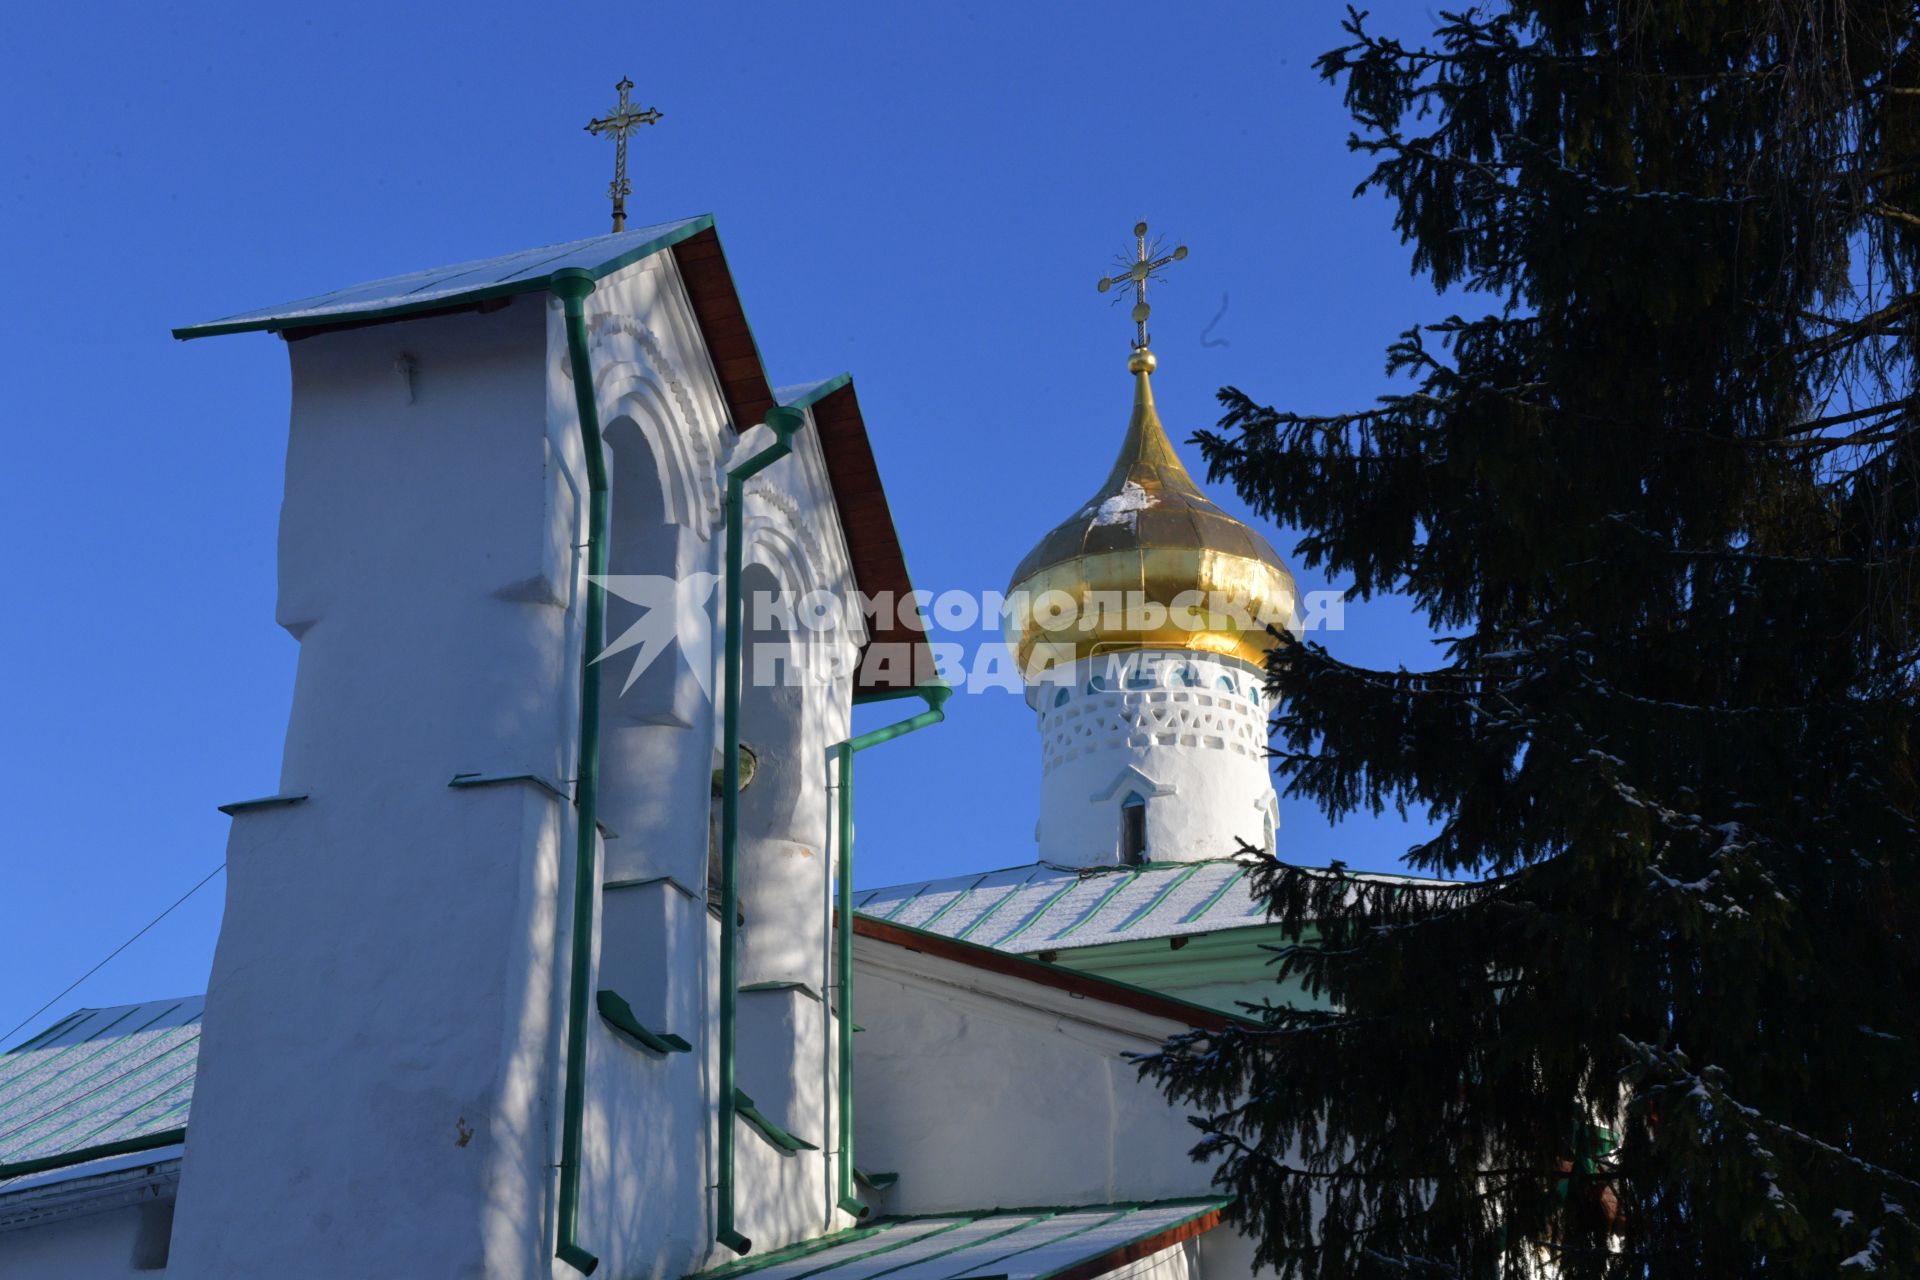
[1003,345,1298,680]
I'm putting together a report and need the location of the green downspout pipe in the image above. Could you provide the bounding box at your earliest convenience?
[717,403,807,1256]
[553,268,608,1276]
[832,681,950,1217]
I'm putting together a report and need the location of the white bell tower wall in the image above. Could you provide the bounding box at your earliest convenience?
[1029,651,1279,867]
[166,296,583,1279]
[168,245,861,1278]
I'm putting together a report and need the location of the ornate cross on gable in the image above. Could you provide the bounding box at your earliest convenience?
[585,77,663,233]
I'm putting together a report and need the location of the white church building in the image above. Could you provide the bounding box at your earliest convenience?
[0,214,1402,1278]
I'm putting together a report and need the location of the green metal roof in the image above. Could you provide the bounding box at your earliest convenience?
[172,215,713,340]
[856,859,1453,954]
[858,860,1266,951]
[686,1198,1228,1280]
[0,999,200,1185]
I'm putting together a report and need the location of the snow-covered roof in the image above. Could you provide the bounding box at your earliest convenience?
[855,859,1452,954]
[687,1197,1228,1280]
[173,216,713,339]
[774,375,853,410]
[0,998,201,1187]
[855,859,1268,952]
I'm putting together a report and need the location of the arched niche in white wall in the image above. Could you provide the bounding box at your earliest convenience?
[736,559,805,846]
[600,387,713,731]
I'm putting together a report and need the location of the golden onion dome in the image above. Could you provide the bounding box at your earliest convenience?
[1003,347,1299,680]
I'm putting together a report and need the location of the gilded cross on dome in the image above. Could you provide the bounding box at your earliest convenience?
[1096,221,1189,350]
[584,77,663,233]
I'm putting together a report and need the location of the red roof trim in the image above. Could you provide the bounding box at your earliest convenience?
[809,381,936,686]
[852,915,1243,1032]
[669,228,775,429]
[669,230,932,693]
[1040,1205,1228,1280]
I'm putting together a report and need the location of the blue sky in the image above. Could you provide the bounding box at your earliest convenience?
[0,1,1449,1043]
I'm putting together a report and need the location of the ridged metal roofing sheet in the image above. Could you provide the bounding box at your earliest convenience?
[686,1199,1227,1280]
[856,860,1453,953]
[724,1218,962,1280]
[0,998,201,1179]
[173,215,712,339]
[855,861,1264,951]
[878,1212,1137,1280]
[986,1202,1223,1280]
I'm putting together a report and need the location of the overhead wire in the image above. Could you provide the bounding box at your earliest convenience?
[0,862,226,1050]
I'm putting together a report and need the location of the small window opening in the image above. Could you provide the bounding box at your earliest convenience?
[1121,793,1148,866]
[1053,685,1072,707]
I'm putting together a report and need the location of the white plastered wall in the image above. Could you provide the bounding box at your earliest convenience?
[726,407,862,1256]
[852,945,1211,1210]
[0,1208,168,1279]
[849,936,1263,1279]
[167,297,578,1278]
[0,1164,178,1280]
[565,252,728,1280]
[553,256,864,1277]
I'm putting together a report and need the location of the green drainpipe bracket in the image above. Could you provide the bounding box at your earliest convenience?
[216,793,307,817]
[596,989,692,1056]
[717,402,807,1258]
[739,980,822,1001]
[448,771,570,802]
[552,266,607,1278]
[735,1089,820,1154]
[602,874,704,901]
[831,681,949,1221]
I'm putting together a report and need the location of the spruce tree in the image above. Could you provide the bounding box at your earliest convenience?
[1142,4,1920,1276]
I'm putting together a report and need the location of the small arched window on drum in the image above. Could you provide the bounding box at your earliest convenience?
[1121,793,1148,866]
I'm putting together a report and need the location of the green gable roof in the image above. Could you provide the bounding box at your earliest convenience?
[0,998,200,1183]
[173,215,713,340]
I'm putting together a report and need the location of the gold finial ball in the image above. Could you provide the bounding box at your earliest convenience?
[1128,347,1157,374]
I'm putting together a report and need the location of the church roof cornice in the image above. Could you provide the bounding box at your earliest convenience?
[171,216,717,341]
